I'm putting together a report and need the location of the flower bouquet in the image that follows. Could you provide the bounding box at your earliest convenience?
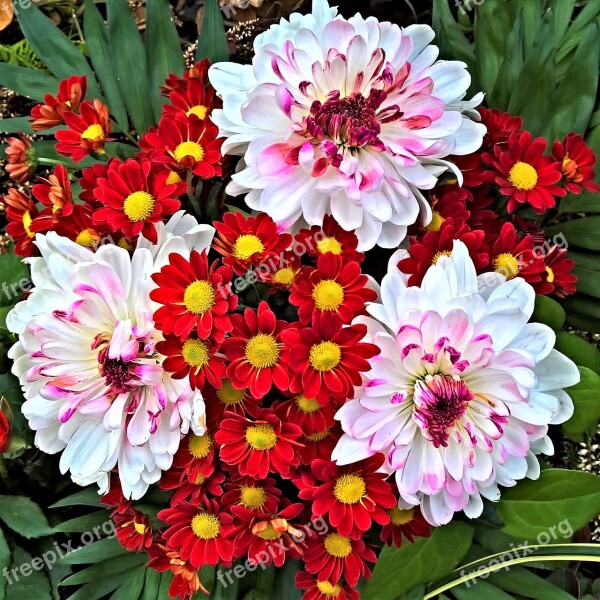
[1,0,600,599]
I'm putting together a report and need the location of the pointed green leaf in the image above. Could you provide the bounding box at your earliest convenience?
[0,528,10,600]
[0,496,53,539]
[0,64,58,102]
[49,487,102,509]
[58,538,127,565]
[110,565,146,600]
[555,330,600,374]
[196,0,229,64]
[487,566,576,600]
[6,546,52,600]
[52,510,110,533]
[562,366,600,441]
[451,580,514,600]
[61,553,147,586]
[547,217,600,251]
[531,295,565,332]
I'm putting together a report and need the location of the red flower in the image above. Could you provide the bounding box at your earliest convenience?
[162,469,225,506]
[0,407,11,453]
[380,506,431,548]
[483,131,566,214]
[4,135,36,184]
[161,59,211,96]
[204,380,261,427]
[151,250,236,342]
[55,99,112,162]
[222,476,282,514]
[140,113,222,178]
[552,133,600,195]
[295,571,360,600]
[289,254,376,325]
[79,161,110,206]
[261,250,303,290]
[213,211,293,276]
[215,408,303,479]
[113,508,153,552]
[282,317,379,405]
[164,76,218,121]
[223,301,290,397]
[297,455,396,538]
[274,394,337,437]
[298,425,341,463]
[29,164,74,234]
[53,204,104,249]
[539,245,577,298]
[30,75,87,131]
[4,189,38,257]
[92,158,185,243]
[479,107,523,149]
[158,499,234,568]
[425,185,472,232]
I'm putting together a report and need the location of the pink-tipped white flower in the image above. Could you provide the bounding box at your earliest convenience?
[332,241,579,525]
[7,213,214,500]
[208,0,485,250]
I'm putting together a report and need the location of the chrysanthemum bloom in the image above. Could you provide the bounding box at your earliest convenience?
[158,499,234,567]
[101,477,132,516]
[30,75,87,131]
[113,508,153,551]
[53,205,104,250]
[295,571,360,600]
[274,394,337,436]
[55,99,112,162]
[423,185,472,233]
[538,245,576,298]
[380,505,430,547]
[29,164,74,234]
[7,216,214,498]
[261,249,303,290]
[303,526,377,586]
[222,475,282,514]
[215,408,303,479]
[223,301,290,397]
[4,189,38,257]
[140,113,223,178]
[79,161,110,206]
[213,211,293,276]
[208,0,485,250]
[5,135,37,184]
[163,74,219,121]
[204,380,261,426]
[299,423,341,463]
[298,455,396,538]
[478,107,522,149]
[482,131,566,214]
[290,253,376,325]
[151,249,236,342]
[281,316,380,405]
[552,133,600,195]
[333,242,579,525]
[161,59,211,96]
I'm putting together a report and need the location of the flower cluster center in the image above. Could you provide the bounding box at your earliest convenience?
[309,341,342,372]
[240,485,267,509]
[389,507,414,526]
[182,338,210,368]
[493,253,520,280]
[312,280,344,311]
[217,380,245,405]
[296,395,321,413]
[81,123,104,141]
[233,234,265,260]
[123,191,155,222]
[509,161,538,190]
[174,141,205,163]
[317,236,342,255]
[183,280,215,314]
[188,433,212,459]
[316,581,342,597]
[246,423,278,450]
[245,334,280,369]
[187,105,208,120]
[333,473,367,505]
[191,512,220,540]
[324,533,352,558]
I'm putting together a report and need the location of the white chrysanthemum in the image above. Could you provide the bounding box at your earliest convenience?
[208,0,485,250]
[332,241,579,525]
[7,212,214,500]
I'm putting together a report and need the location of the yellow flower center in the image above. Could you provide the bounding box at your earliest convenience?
[22,211,34,238]
[183,280,215,315]
[256,522,282,540]
[233,234,265,260]
[305,428,330,442]
[432,250,452,265]
[312,280,344,311]
[240,485,267,509]
[545,265,555,283]
[181,338,210,369]
[81,123,104,141]
[123,191,155,222]
[245,334,280,369]
[390,507,415,526]
[195,473,206,485]
[324,533,352,558]
[296,395,321,413]
[508,161,538,191]
[174,141,205,163]
[75,229,97,247]
[493,253,520,280]
[273,267,296,286]
[133,521,146,535]
[188,433,212,459]
[309,341,341,372]
[245,424,278,450]
[166,171,183,185]
[316,581,342,597]
[186,105,208,120]
[333,474,367,505]
[317,236,342,255]
[216,380,245,406]
[426,210,445,232]
[118,237,134,251]
[190,513,220,539]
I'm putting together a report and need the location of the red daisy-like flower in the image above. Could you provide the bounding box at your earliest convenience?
[479,107,523,149]
[538,245,577,298]
[552,133,600,195]
[380,505,431,548]
[158,499,234,568]
[273,394,337,437]
[223,301,290,397]
[92,158,185,244]
[163,76,219,122]
[295,571,360,600]
[297,455,396,538]
[164,432,217,485]
[222,476,282,514]
[161,60,211,96]
[424,185,472,233]
[298,424,341,464]
[4,135,36,184]
[482,131,566,214]
[55,99,112,162]
[30,75,87,131]
[79,161,110,206]
[100,476,131,516]
[151,249,236,342]
[204,380,261,427]
[29,164,74,234]
[289,253,377,325]
[215,408,303,479]
[213,211,293,276]
[467,185,501,235]
[140,113,223,178]
[4,189,38,257]
[281,316,379,405]
[113,508,153,552]
[261,249,303,290]
[53,204,104,249]
[303,526,377,586]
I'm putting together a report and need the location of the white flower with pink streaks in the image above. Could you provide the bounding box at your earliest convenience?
[332,241,579,526]
[208,0,485,250]
[7,213,214,500]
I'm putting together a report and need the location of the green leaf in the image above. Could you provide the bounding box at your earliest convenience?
[61,552,147,586]
[487,566,576,600]
[64,574,135,600]
[549,0,576,45]
[140,568,162,600]
[146,0,184,122]
[562,367,600,441]
[33,140,96,169]
[531,295,565,332]
[0,528,11,600]
[0,117,58,136]
[0,250,28,307]
[546,217,600,251]
[59,537,127,565]
[16,4,101,100]
[0,496,53,539]
[362,521,474,600]
[52,510,110,533]
[5,546,52,600]
[496,469,600,539]
[451,580,514,600]
[110,565,146,600]
[196,0,229,64]
[49,487,102,509]
[521,0,543,50]
[562,293,600,332]
[555,331,600,373]
[559,191,600,213]
[0,64,59,102]
[560,0,600,51]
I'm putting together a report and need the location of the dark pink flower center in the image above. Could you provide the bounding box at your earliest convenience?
[100,357,133,393]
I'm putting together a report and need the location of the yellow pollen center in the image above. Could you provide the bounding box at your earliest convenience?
[123,191,155,222]
[494,253,520,280]
[217,380,245,405]
[133,521,146,535]
[324,533,352,558]
[390,507,415,526]
[174,141,205,163]
[309,341,342,372]
[183,280,215,315]
[245,424,278,450]
[195,473,206,484]
[22,211,34,238]
[426,210,446,232]
[182,338,210,368]
[305,428,330,442]
[333,473,367,504]
[312,280,345,311]
[245,334,280,369]
[166,171,183,185]
[188,433,213,459]
[545,266,555,283]
[432,250,452,265]
[240,486,267,509]
[75,229,97,247]
[256,523,282,540]
[233,234,265,260]
[273,267,296,286]
[186,105,208,120]
[508,161,538,191]
[296,395,321,413]
[316,581,342,597]
[317,236,342,255]
[190,513,220,539]
[81,123,104,141]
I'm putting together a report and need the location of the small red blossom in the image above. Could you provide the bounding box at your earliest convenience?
[273,394,337,437]
[552,133,600,195]
[479,107,523,149]
[0,406,11,453]
[204,380,261,427]
[4,135,36,184]
[29,164,74,234]
[164,76,219,121]
[222,476,282,514]
[295,571,360,600]
[4,189,38,257]
[261,249,303,290]
[539,245,577,298]
[113,508,153,552]
[53,204,104,249]
[30,75,87,131]
[298,425,341,463]
[161,60,211,96]
[380,506,431,548]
